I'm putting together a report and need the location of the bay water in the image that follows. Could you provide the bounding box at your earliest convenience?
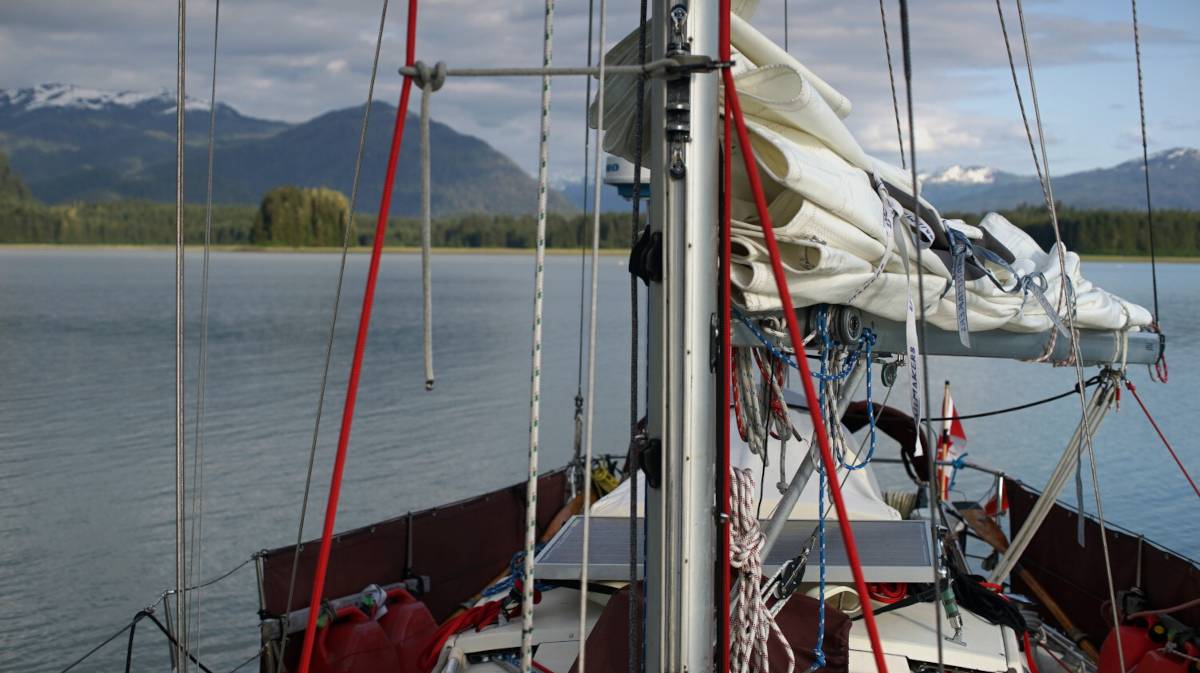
[1,249,1196,671]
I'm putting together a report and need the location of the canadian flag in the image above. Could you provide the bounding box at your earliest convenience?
[937,382,968,500]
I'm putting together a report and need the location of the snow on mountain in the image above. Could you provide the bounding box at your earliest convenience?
[919,165,997,185]
[0,82,209,113]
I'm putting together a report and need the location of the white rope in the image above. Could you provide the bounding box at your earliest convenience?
[730,467,794,673]
[420,77,435,391]
[521,0,555,669]
[577,0,608,667]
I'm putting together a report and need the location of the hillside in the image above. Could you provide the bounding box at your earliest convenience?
[920,148,1200,211]
[0,83,572,216]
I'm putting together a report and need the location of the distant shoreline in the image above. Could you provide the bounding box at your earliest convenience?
[0,243,630,256]
[2,244,1196,263]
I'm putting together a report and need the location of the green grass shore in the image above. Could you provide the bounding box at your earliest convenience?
[3,243,1196,263]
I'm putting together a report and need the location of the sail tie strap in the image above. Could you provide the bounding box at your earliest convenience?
[843,178,897,309]
[946,227,972,348]
[1124,380,1200,500]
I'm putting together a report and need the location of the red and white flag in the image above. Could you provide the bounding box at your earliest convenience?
[937,383,968,500]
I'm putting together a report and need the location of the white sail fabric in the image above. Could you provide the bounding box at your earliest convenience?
[592,13,1153,336]
[591,409,902,522]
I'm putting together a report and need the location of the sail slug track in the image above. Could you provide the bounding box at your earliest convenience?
[718,2,890,672]
[294,0,420,672]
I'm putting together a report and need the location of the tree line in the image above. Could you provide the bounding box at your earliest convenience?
[1,183,1197,255]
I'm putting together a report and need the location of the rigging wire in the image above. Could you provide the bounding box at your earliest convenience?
[578,0,609,667]
[877,0,906,169]
[187,0,221,659]
[1009,1,1127,667]
[895,3,945,672]
[628,1,649,671]
[520,0,557,668]
[783,0,788,52]
[294,0,420,669]
[173,0,188,667]
[1129,0,1160,325]
[1124,380,1200,500]
[574,0,597,490]
[275,0,391,668]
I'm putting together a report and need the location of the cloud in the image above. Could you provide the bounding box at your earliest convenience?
[0,0,1193,179]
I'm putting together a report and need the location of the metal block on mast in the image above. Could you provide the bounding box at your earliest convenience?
[645,1,719,672]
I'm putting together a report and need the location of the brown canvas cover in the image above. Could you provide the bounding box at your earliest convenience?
[260,468,570,623]
[1005,477,1200,645]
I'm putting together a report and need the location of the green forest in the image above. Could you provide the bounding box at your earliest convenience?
[1,152,1197,255]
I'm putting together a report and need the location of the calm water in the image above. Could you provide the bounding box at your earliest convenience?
[0,249,1196,671]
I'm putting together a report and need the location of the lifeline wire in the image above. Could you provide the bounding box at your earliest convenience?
[521,0,556,668]
[578,0,609,667]
[895,3,944,672]
[276,0,390,667]
[1129,0,1159,324]
[173,0,188,667]
[187,0,221,658]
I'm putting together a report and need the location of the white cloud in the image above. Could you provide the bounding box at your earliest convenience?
[0,0,1193,179]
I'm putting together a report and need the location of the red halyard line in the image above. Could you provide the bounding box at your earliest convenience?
[720,59,891,673]
[295,1,421,671]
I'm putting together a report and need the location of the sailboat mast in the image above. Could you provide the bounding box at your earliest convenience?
[645,0,719,671]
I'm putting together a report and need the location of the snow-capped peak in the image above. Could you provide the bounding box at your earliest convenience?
[1153,147,1200,162]
[919,165,997,185]
[0,83,209,112]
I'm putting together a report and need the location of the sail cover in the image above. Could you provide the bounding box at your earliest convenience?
[595,13,1153,338]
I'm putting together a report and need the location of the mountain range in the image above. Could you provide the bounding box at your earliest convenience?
[919,148,1200,212]
[0,83,571,216]
[0,83,1196,214]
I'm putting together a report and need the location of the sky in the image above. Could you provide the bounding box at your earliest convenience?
[0,0,1196,182]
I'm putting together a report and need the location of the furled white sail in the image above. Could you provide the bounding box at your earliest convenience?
[596,13,1153,337]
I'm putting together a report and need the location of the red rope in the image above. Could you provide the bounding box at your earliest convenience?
[718,0,733,664]
[295,2,420,671]
[1124,380,1200,500]
[720,45,890,673]
[1023,632,1042,673]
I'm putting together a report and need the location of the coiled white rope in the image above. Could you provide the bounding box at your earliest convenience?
[730,467,795,673]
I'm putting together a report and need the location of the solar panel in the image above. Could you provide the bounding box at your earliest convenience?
[535,516,933,583]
